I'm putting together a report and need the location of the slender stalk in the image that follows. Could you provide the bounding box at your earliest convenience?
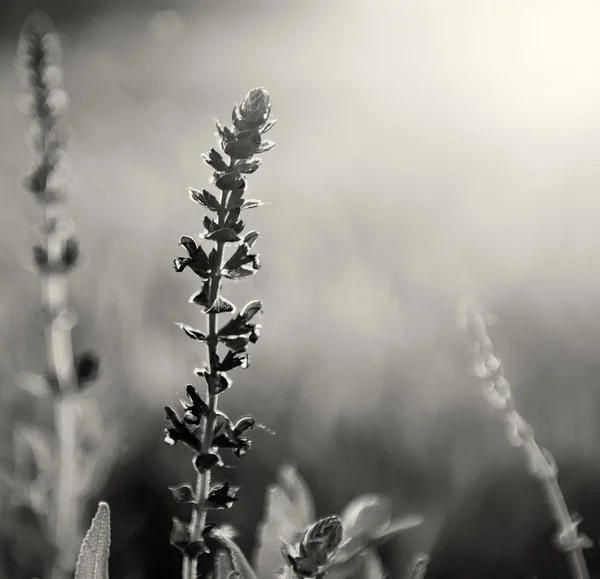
[183,186,231,579]
[463,301,591,579]
[18,15,83,579]
[43,193,80,579]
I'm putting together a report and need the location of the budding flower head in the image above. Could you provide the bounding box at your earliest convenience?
[283,515,344,578]
[232,87,272,132]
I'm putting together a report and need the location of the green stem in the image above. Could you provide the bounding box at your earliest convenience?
[44,205,80,579]
[520,430,590,579]
[182,183,232,579]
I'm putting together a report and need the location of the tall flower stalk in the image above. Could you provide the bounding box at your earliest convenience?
[164,88,276,579]
[17,12,101,579]
[460,300,592,579]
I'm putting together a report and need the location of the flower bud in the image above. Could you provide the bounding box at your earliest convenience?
[232,87,272,131]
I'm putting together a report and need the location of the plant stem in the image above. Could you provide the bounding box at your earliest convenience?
[465,304,591,579]
[43,205,80,579]
[519,420,590,579]
[182,183,232,579]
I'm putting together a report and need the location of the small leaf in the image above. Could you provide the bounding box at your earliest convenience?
[241,199,265,210]
[256,140,276,153]
[241,300,263,322]
[204,148,230,172]
[190,188,221,212]
[225,208,242,229]
[372,514,424,543]
[225,138,259,160]
[260,118,278,134]
[244,231,260,248]
[179,235,197,255]
[18,370,57,397]
[231,220,246,235]
[168,483,196,504]
[236,159,262,174]
[253,465,316,579]
[212,529,260,579]
[342,495,392,544]
[204,215,219,234]
[205,229,241,243]
[170,517,191,553]
[176,323,207,342]
[190,282,211,307]
[206,296,235,315]
[222,266,257,280]
[14,424,55,485]
[194,453,223,473]
[74,502,111,579]
[215,171,245,192]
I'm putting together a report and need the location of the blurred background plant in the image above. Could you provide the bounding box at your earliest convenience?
[2,1,600,579]
[0,12,116,579]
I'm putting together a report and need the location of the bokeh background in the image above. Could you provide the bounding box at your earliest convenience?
[2,0,600,578]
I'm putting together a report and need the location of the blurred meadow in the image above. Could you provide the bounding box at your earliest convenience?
[3,0,600,577]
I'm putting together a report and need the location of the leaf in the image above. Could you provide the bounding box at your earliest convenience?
[168,483,196,504]
[204,215,219,234]
[256,140,276,153]
[190,188,221,212]
[241,300,263,322]
[222,266,257,280]
[253,465,316,579]
[206,296,235,314]
[341,495,392,547]
[205,229,241,243]
[243,231,260,248]
[236,159,262,174]
[212,530,259,579]
[190,282,211,307]
[170,517,191,552]
[371,514,424,544]
[74,502,111,579]
[176,323,207,342]
[241,199,265,210]
[18,370,57,397]
[14,425,55,484]
[203,148,230,172]
[328,547,385,579]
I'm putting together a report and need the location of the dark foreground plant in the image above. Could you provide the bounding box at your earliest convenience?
[460,299,592,579]
[163,87,277,579]
[9,12,105,579]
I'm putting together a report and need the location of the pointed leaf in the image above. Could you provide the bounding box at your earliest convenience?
[190,282,211,307]
[371,514,424,544]
[243,231,260,248]
[328,547,385,579]
[206,296,236,314]
[168,483,196,504]
[15,425,55,483]
[241,199,266,210]
[213,530,259,579]
[342,495,392,545]
[176,323,207,342]
[74,502,111,579]
[205,229,241,243]
[190,188,221,212]
[241,300,263,322]
[203,148,230,172]
[253,465,316,579]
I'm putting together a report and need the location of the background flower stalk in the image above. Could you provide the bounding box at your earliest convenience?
[17,12,103,579]
[165,87,276,579]
[460,299,592,579]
